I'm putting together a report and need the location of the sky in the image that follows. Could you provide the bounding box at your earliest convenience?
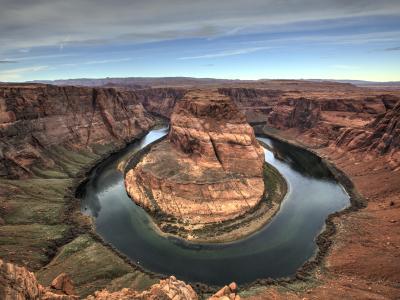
[0,0,399,82]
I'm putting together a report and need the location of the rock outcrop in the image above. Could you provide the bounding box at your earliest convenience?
[0,84,154,178]
[268,97,321,130]
[209,282,240,300]
[87,276,198,300]
[0,258,78,300]
[335,100,400,167]
[50,273,76,297]
[134,88,187,118]
[0,258,199,300]
[218,87,400,154]
[125,90,265,226]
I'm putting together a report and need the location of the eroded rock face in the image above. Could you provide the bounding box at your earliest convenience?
[335,101,400,167]
[0,258,198,300]
[135,88,187,118]
[268,98,321,130]
[87,276,198,300]
[0,84,154,178]
[0,259,78,300]
[125,90,265,225]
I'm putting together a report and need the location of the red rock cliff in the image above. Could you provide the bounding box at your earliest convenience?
[0,84,154,178]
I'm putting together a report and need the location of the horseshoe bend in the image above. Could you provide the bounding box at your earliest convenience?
[125,90,273,238]
[0,80,399,299]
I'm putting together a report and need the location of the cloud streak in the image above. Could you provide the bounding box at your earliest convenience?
[85,58,131,65]
[58,57,132,68]
[0,66,47,81]
[0,0,399,51]
[179,47,272,60]
[384,46,400,51]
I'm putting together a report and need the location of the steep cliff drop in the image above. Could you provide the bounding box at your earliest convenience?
[0,84,154,179]
[125,90,266,239]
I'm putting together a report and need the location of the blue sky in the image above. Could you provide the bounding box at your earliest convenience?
[0,0,399,82]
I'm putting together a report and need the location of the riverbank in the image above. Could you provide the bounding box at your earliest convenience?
[3,121,395,299]
[0,122,168,297]
[72,125,354,291]
[239,126,400,299]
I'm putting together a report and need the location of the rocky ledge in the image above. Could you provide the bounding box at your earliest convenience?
[0,258,201,300]
[125,90,266,234]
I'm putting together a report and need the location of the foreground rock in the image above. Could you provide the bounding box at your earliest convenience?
[87,276,198,300]
[0,258,199,300]
[125,90,265,227]
[209,282,240,300]
[0,258,78,299]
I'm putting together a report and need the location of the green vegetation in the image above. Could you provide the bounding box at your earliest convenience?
[263,162,287,204]
[150,161,288,243]
[37,235,157,297]
[0,140,157,297]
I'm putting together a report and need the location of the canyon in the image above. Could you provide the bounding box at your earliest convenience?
[0,79,399,299]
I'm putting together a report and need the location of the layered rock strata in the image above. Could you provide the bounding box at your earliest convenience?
[125,90,265,225]
[0,84,154,178]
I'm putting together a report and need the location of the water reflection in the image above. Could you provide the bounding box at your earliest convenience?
[268,139,333,179]
[79,127,350,285]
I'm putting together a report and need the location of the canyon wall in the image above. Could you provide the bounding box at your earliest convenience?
[334,100,400,166]
[0,84,155,178]
[133,85,399,159]
[133,88,186,118]
[1,82,399,298]
[142,87,397,159]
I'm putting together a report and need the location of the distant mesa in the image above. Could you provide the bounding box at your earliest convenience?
[125,90,265,229]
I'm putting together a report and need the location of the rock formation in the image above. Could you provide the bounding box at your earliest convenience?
[135,88,187,118]
[0,258,200,300]
[1,257,245,300]
[335,100,400,167]
[1,80,400,299]
[0,258,78,299]
[0,84,154,178]
[267,97,321,130]
[209,282,240,300]
[125,90,265,225]
[87,276,198,300]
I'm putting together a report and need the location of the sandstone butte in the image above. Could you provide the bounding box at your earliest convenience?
[125,90,265,226]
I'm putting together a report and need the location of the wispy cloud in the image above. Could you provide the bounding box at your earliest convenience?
[179,46,271,60]
[331,64,359,70]
[85,58,131,65]
[0,66,47,81]
[0,60,17,64]
[58,57,132,68]
[244,30,400,47]
[2,53,77,62]
[0,0,399,51]
[384,46,400,51]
